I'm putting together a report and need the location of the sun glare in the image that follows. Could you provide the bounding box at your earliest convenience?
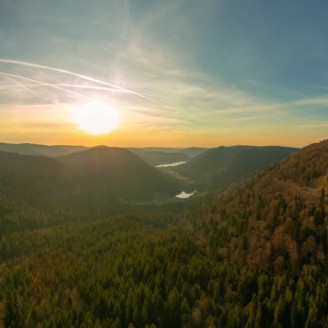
[72,102,119,135]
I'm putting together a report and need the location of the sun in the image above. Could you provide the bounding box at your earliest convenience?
[72,102,119,135]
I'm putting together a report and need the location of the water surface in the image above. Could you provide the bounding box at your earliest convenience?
[156,161,186,168]
[176,191,196,199]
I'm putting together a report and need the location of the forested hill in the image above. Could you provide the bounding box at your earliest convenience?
[0,150,64,197]
[175,145,297,190]
[0,147,182,206]
[0,150,63,179]
[191,139,328,273]
[0,142,86,156]
[128,149,191,166]
[180,147,209,158]
[59,146,182,200]
[1,140,328,327]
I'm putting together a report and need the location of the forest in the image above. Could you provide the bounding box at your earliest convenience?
[0,140,328,327]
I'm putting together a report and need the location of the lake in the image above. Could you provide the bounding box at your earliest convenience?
[176,191,196,199]
[156,161,186,168]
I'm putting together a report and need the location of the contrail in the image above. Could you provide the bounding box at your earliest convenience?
[0,71,91,101]
[2,75,46,101]
[0,82,128,93]
[0,58,160,104]
[0,80,178,114]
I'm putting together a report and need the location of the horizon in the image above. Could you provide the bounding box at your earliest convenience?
[0,140,306,149]
[1,1,328,147]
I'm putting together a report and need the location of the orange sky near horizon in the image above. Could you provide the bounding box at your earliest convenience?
[1,101,327,148]
[0,120,325,149]
[1,1,328,150]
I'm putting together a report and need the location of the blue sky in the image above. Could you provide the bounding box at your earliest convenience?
[0,0,327,146]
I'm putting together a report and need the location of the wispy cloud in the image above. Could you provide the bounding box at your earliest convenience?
[298,121,328,128]
[0,0,327,146]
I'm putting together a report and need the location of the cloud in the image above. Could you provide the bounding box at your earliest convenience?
[0,0,327,146]
[297,121,328,129]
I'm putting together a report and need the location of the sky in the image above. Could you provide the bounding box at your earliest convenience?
[0,0,327,147]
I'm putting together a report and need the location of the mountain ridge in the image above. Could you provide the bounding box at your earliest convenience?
[0,146,183,205]
[191,139,328,273]
[0,142,87,157]
[175,145,298,190]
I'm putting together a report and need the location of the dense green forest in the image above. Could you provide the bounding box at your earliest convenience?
[0,140,328,327]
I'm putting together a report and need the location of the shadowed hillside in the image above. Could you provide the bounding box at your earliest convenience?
[59,146,182,201]
[0,147,183,223]
[0,151,64,197]
[181,147,209,158]
[128,148,190,166]
[0,142,86,157]
[175,145,297,190]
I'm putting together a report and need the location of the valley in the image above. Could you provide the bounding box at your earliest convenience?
[0,139,327,327]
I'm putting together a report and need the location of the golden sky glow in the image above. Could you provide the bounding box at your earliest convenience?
[0,102,325,148]
[0,1,327,147]
[71,103,119,135]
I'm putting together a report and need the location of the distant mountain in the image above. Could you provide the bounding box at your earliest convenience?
[180,147,208,158]
[59,146,182,201]
[174,145,297,190]
[129,148,190,166]
[0,147,183,233]
[0,146,182,209]
[192,139,328,273]
[0,142,208,162]
[128,147,183,153]
[0,142,86,157]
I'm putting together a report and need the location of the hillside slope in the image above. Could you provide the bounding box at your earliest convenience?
[128,148,190,166]
[1,140,328,328]
[175,145,297,190]
[0,151,64,197]
[0,142,86,157]
[192,139,328,273]
[180,147,208,158]
[59,146,182,201]
[0,147,181,204]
